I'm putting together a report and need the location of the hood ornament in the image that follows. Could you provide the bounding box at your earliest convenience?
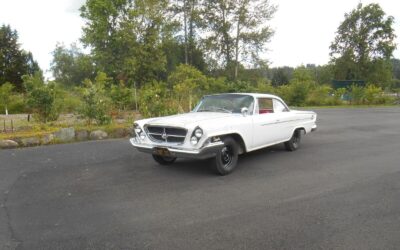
[161,128,168,141]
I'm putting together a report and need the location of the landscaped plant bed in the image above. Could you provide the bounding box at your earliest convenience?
[0,113,135,149]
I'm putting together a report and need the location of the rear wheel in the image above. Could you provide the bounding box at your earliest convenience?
[284,129,302,151]
[152,154,177,165]
[214,137,239,175]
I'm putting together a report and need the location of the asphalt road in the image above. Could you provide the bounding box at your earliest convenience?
[1,108,400,250]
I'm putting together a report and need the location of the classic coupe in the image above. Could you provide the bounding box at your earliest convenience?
[130,93,317,175]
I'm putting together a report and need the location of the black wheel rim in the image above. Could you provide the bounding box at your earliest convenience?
[293,132,301,148]
[220,146,233,167]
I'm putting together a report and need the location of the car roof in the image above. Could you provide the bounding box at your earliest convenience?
[205,93,282,100]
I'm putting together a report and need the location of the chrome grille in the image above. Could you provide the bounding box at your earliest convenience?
[145,125,187,144]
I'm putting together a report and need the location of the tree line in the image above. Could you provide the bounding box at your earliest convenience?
[1,1,399,122]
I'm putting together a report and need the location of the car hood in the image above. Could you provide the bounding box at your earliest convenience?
[146,112,233,127]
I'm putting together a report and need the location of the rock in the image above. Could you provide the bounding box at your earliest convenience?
[41,134,54,145]
[110,128,127,138]
[90,130,108,140]
[20,137,40,147]
[54,127,75,142]
[0,140,19,149]
[76,130,89,141]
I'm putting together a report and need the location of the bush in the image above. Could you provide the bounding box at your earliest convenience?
[27,85,59,122]
[306,85,333,106]
[364,84,383,105]
[330,88,347,105]
[348,84,365,105]
[79,78,111,125]
[23,74,59,123]
[110,82,134,111]
[0,82,14,115]
[168,64,208,112]
[7,94,26,113]
[139,81,178,118]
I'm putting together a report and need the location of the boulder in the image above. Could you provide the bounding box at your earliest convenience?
[90,130,108,140]
[20,137,40,147]
[110,128,127,138]
[0,140,19,149]
[54,127,75,142]
[76,130,89,141]
[41,134,54,145]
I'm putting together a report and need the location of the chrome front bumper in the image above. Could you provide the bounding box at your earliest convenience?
[129,137,224,159]
[311,124,317,132]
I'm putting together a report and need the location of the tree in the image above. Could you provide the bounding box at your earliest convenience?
[391,58,400,79]
[170,0,204,67]
[80,0,173,87]
[168,64,207,111]
[0,82,14,115]
[23,73,59,123]
[271,67,293,86]
[0,25,40,91]
[50,43,96,86]
[202,0,276,79]
[330,3,396,85]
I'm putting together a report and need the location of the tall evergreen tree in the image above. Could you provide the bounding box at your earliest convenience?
[0,25,40,91]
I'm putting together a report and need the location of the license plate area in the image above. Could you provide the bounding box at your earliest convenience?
[153,147,172,157]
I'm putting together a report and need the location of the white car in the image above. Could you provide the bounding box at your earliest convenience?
[130,93,317,175]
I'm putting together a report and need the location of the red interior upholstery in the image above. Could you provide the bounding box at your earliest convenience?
[259,109,273,114]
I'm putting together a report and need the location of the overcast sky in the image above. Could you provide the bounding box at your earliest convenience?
[0,0,399,77]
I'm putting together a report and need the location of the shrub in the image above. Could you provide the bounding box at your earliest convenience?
[348,84,365,105]
[139,81,178,118]
[168,64,208,111]
[0,82,14,115]
[364,84,383,105]
[26,84,59,123]
[330,88,347,105]
[306,85,333,106]
[7,94,26,113]
[79,78,111,125]
[110,82,134,111]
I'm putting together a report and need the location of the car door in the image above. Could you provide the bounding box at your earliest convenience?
[272,98,293,141]
[252,98,282,148]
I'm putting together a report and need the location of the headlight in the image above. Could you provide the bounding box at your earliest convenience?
[190,136,198,145]
[194,128,203,138]
[134,123,146,140]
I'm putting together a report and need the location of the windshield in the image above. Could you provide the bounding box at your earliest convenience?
[194,94,254,114]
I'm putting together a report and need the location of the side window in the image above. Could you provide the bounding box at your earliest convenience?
[257,98,274,114]
[273,99,289,113]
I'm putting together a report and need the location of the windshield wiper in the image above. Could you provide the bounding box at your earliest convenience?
[214,107,232,113]
[197,107,232,113]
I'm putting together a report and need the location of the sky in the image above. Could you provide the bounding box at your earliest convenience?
[0,0,399,77]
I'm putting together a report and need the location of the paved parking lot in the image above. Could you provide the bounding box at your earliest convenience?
[1,107,400,249]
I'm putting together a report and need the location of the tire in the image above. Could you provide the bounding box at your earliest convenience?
[152,154,177,165]
[214,137,239,175]
[284,129,302,151]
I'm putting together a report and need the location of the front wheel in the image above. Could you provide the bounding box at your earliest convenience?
[284,129,302,151]
[214,137,239,175]
[152,154,177,165]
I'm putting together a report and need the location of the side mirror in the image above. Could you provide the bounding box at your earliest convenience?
[241,107,249,117]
